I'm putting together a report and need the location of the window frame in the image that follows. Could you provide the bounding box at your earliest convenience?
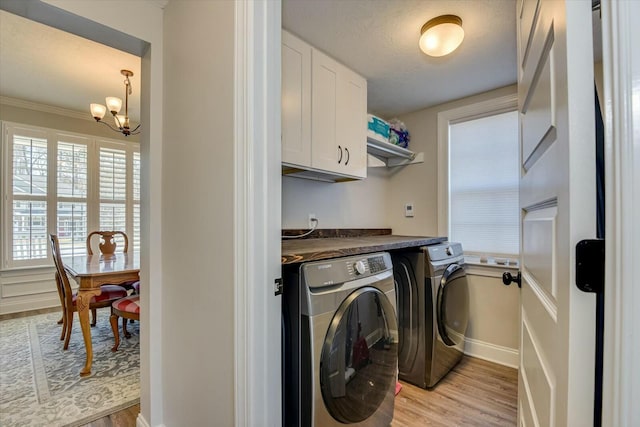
[1,121,140,270]
[436,93,519,265]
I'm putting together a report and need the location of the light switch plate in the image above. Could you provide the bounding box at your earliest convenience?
[404,203,414,217]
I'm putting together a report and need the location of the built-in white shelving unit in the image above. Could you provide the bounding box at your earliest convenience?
[366,136,424,167]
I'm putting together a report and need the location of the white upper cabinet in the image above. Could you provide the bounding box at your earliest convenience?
[282,31,312,167]
[282,30,367,181]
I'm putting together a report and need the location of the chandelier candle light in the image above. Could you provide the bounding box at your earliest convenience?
[90,69,141,136]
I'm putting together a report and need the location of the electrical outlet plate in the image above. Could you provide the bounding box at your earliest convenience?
[308,213,317,228]
[404,203,414,217]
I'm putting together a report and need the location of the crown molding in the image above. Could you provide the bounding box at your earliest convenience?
[0,96,92,122]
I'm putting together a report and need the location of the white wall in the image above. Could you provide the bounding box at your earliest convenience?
[464,273,520,367]
[389,85,518,236]
[282,167,390,228]
[282,85,521,366]
[0,102,140,142]
[0,103,140,315]
[389,85,520,364]
[42,1,165,425]
[162,1,235,426]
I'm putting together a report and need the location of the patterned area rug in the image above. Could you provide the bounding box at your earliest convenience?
[0,312,139,427]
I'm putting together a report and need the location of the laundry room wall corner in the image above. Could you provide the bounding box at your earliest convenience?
[464,273,520,368]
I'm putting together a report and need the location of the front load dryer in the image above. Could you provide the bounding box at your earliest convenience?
[391,242,469,388]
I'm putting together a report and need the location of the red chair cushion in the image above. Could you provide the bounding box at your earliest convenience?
[112,295,140,315]
[72,285,128,304]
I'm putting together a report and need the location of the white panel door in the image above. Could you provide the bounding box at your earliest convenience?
[517,0,596,426]
[281,30,311,167]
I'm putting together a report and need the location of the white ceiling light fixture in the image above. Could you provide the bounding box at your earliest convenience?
[419,15,465,57]
[90,69,140,136]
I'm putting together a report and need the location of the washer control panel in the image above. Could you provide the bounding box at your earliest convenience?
[353,260,367,275]
[367,255,387,273]
[303,252,392,289]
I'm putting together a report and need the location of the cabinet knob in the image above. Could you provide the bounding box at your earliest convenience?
[345,147,350,165]
[338,145,343,164]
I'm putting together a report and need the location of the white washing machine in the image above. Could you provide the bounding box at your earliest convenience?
[282,252,398,427]
[391,242,469,388]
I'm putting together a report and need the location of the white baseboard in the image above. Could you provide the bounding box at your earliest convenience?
[0,295,60,315]
[136,413,165,427]
[137,414,162,427]
[464,336,519,369]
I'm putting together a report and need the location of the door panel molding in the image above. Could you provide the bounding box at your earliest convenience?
[521,30,556,170]
[523,269,557,323]
[522,314,556,427]
[519,0,541,71]
[522,207,557,300]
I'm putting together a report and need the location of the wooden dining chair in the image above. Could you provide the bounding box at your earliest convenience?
[87,230,137,296]
[110,295,140,352]
[49,234,128,350]
[86,230,129,256]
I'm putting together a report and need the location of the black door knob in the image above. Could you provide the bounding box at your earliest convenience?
[502,271,522,288]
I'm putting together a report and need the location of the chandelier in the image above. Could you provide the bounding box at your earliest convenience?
[89,69,141,136]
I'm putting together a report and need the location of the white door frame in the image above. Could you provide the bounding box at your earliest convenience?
[234,0,282,426]
[601,1,640,426]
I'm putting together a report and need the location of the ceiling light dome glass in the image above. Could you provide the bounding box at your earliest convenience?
[419,15,464,57]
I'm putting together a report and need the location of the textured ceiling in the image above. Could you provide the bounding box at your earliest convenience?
[1,1,518,123]
[283,0,518,118]
[0,10,141,122]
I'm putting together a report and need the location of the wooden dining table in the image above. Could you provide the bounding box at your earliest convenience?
[62,252,140,377]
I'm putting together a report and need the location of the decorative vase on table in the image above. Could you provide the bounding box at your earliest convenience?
[99,232,117,255]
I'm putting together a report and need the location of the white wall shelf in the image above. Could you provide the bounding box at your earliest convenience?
[366,136,424,167]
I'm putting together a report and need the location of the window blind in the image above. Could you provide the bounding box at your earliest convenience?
[133,152,141,254]
[99,147,127,201]
[12,135,48,196]
[3,122,140,268]
[57,141,88,256]
[449,110,519,256]
[57,202,87,257]
[99,147,127,243]
[57,142,87,198]
[12,135,48,261]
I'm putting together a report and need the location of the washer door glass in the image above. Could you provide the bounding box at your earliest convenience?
[320,287,398,424]
[436,264,470,346]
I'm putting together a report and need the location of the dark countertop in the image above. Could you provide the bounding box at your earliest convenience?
[281,235,447,265]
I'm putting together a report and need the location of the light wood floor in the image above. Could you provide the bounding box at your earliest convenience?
[80,404,140,427]
[393,356,518,426]
[85,356,517,426]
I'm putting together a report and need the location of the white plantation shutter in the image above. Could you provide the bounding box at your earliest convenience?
[99,147,127,233]
[133,151,141,253]
[449,111,519,256]
[100,147,127,201]
[11,130,48,262]
[57,140,88,256]
[2,122,140,268]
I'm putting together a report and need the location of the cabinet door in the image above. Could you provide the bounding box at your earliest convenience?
[311,49,343,174]
[282,31,311,167]
[337,69,367,178]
